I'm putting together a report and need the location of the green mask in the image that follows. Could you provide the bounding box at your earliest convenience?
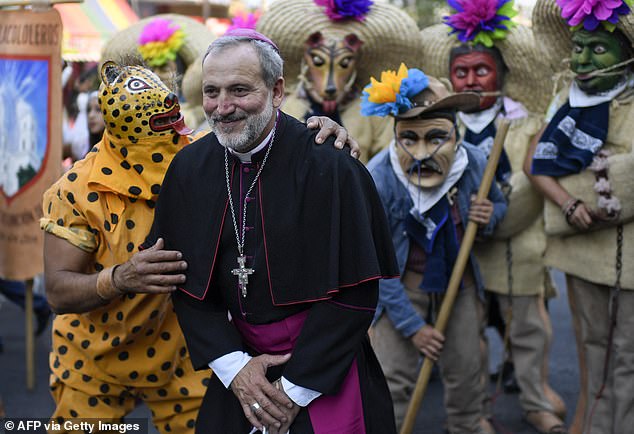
[570,29,630,94]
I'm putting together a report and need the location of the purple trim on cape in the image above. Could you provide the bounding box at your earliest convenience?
[329,300,376,312]
[232,311,366,434]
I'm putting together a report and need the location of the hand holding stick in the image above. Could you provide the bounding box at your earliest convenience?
[399,119,510,434]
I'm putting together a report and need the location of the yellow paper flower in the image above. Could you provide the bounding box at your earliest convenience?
[366,63,408,104]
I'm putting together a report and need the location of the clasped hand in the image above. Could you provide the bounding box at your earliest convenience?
[230,354,300,432]
[468,195,494,226]
[569,200,622,232]
[411,325,445,361]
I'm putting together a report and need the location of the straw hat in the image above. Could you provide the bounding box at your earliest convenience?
[182,53,203,108]
[180,53,207,129]
[256,0,423,92]
[419,23,553,114]
[101,14,215,69]
[533,0,634,74]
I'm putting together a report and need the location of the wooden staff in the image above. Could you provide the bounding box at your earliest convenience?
[25,278,35,390]
[400,119,510,434]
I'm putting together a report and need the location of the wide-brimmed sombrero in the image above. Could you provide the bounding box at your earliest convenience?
[256,0,423,93]
[101,14,215,69]
[532,0,634,74]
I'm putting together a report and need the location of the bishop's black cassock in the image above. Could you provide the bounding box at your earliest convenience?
[143,112,399,433]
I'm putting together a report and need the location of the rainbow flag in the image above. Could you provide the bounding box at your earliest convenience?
[55,0,138,62]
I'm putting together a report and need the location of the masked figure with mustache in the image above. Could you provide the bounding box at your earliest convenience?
[420,2,567,433]
[528,1,634,433]
[362,65,507,433]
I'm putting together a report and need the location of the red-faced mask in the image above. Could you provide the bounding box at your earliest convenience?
[450,51,499,110]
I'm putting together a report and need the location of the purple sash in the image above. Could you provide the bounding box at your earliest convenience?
[233,311,366,434]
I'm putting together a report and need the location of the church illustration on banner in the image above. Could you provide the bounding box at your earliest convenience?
[0,57,48,201]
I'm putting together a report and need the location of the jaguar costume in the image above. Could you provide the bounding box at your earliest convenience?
[40,61,209,434]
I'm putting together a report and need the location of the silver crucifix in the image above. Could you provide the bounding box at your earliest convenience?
[232,255,254,297]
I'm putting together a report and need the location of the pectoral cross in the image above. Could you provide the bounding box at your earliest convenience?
[232,255,254,297]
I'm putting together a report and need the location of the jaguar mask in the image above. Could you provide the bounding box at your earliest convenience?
[99,60,192,143]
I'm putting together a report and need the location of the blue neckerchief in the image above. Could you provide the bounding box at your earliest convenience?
[531,101,609,176]
[464,121,512,184]
[405,196,460,294]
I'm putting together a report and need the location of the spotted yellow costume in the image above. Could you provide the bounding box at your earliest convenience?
[40,62,209,433]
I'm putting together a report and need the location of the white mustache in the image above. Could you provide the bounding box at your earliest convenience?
[211,114,247,123]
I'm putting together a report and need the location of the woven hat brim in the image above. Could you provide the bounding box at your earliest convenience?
[533,0,634,74]
[101,14,215,69]
[419,23,553,114]
[256,0,423,92]
[182,52,204,106]
[397,92,481,119]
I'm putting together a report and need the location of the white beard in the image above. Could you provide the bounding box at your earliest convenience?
[206,94,274,153]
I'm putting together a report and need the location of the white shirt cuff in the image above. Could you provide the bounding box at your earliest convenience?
[281,376,322,407]
[209,351,252,389]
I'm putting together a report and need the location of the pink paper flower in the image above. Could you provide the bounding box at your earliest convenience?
[139,18,179,45]
[314,0,373,21]
[589,154,610,171]
[444,0,517,46]
[556,0,631,31]
[226,11,260,33]
[594,177,612,193]
[597,195,622,214]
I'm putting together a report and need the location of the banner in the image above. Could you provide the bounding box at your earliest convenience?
[0,8,62,280]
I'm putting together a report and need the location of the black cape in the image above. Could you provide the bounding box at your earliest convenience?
[142,112,398,305]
